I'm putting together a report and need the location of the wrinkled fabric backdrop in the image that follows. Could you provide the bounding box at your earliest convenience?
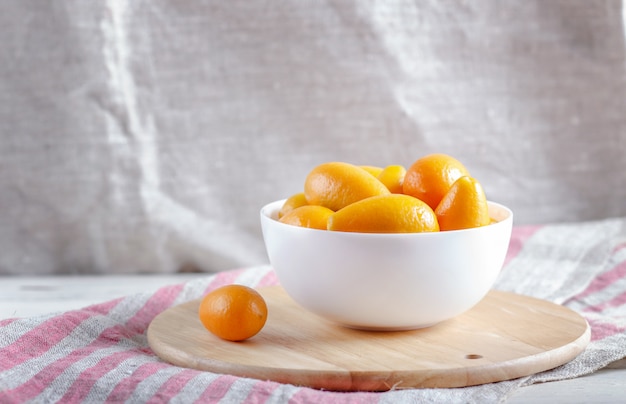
[1,1,625,275]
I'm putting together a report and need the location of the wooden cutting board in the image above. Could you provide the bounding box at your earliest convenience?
[147,286,589,391]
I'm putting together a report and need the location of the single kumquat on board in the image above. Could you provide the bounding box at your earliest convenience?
[198,285,268,342]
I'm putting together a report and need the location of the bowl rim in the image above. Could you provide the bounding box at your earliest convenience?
[261,198,513,237]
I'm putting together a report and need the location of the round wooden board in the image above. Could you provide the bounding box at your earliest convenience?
[147,286,589,391]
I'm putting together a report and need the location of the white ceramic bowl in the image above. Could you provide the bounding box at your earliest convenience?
[260,199,513,330]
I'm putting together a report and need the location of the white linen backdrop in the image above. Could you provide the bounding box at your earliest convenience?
[1,1,625,275]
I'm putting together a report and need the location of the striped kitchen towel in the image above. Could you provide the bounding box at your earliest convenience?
[1,218,625,403]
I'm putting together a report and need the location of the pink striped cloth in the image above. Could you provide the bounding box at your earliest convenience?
[2,218,626,403]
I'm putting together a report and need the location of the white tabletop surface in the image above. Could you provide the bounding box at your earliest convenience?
[1,274,625,403]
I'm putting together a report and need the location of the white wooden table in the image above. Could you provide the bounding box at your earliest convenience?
[1,275,625,403]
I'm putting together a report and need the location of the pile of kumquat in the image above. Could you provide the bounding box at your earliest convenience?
[278,153,492,233]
